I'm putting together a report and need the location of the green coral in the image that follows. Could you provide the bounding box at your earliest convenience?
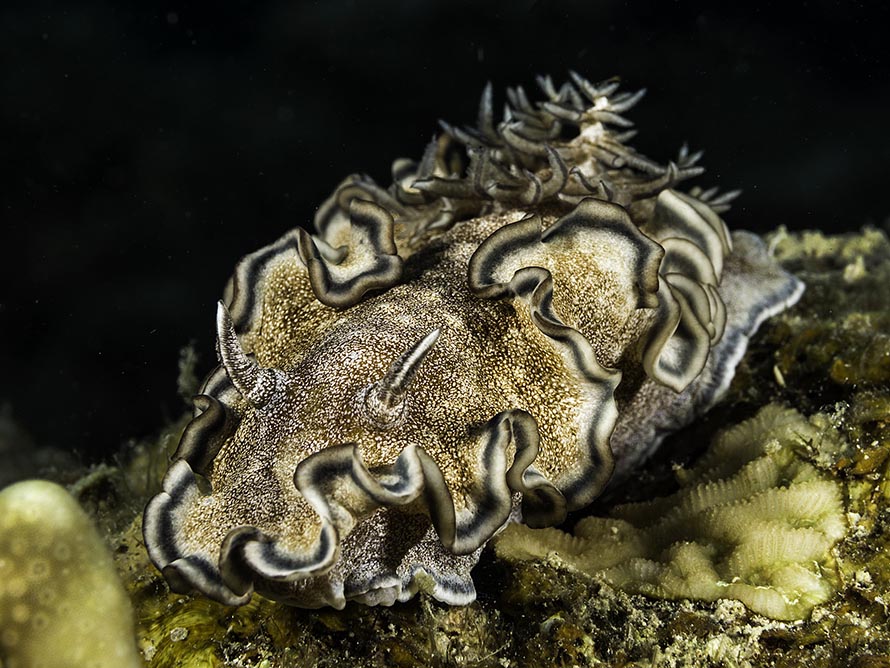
[495,404,847,620]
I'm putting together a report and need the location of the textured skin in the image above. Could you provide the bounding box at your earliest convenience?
[143,75,803,608]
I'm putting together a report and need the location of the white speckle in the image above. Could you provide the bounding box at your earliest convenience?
[843,255,866,283]
[854,569,873,588]
[773,364,786,387]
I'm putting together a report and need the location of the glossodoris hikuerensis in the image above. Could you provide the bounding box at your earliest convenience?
[143,74,804,608]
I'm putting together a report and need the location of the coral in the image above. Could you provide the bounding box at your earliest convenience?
[495,404,847,620]
[0,480,141,668]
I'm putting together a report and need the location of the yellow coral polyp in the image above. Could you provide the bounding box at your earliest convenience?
[0,480,142,668]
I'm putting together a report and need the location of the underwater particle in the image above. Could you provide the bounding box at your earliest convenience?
[0,479,142,668]
[495,404,847,621]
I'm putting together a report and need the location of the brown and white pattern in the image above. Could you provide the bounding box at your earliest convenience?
[143,74,803,608]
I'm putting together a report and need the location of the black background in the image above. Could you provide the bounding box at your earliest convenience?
[3,0,888,461]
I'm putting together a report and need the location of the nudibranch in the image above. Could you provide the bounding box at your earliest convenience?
[144,73,804,608]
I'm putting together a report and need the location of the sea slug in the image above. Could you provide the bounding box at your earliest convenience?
[144,73,803,608]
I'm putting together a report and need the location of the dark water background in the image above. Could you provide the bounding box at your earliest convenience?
[2,0,888,461]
